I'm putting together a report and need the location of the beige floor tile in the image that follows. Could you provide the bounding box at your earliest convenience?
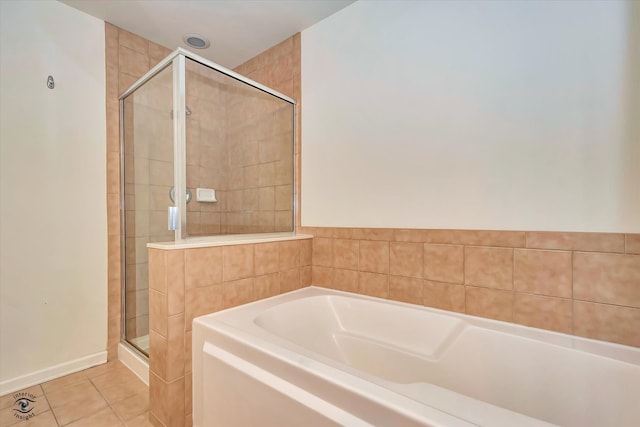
[45,379,94,409]
[41,372,87,395]
[1,385,44,409]
[84,361,125,379]
[5,410,59,427]
[65,407,123,427]
[99,380,148,405]
[111,392,148,421]
[90,367,139,392]
[124,412,154,427]
[49,383,108,426]
[2,389,52,426]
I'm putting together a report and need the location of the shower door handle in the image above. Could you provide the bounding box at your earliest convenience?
[168,206,179,231]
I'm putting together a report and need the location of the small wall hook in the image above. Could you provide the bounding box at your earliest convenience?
[47,75,55,89]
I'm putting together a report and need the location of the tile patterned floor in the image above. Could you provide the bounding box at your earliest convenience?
[0,361,152,427]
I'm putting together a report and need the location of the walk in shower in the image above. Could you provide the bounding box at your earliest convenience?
[119,48,295,355]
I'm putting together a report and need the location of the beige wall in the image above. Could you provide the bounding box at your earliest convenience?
[301,0,640,233]
[0,0,107,392]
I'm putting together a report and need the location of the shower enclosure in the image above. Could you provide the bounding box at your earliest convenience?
[119,48,295,356]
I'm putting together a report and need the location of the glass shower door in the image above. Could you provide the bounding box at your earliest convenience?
[121,65,174,355]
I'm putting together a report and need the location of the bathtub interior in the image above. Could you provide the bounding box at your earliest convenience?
[251,292,640,427]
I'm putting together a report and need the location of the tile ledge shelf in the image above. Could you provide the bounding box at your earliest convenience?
[147,233,312,250]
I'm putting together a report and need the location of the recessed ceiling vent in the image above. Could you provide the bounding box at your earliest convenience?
[183,33,210,49]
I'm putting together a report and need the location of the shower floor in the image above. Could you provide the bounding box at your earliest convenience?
[129,334,149,354]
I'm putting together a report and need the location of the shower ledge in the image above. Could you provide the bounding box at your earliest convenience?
[147,233,312,250]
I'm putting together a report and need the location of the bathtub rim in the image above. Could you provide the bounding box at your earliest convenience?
[199,286,640,367]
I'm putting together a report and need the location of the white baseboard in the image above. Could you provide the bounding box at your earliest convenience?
[118,342,149,385]
[0,351,107,396]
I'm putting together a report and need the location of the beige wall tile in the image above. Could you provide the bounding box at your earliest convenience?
[574,252,640,308]
[301,266,312,287]
[332,228,353,239]
[184,331,192,375]
[390,229,452,243]
[423,280,465,313]
[166,250,185,315]
[254,242,279,275]
[184,247,222,288]
[278,240,300,270]
[625,234,640,254]
[149,330,167,379]
[119,29,149,54]
[223,244,254,282]
[464,246,513,290]
[149,373,166,424]
[390,242,423,279]
[280,268,301,293]
[149,42,171,61]
[389,276,422,305]
[333,269,359,293]
[118,46,149,79]
[184,284,223,331]
[333,239,358,270]
[166,313,185,382]
[149,289,167,337]
[223,278,254,308]
[423,244,463,284]
[184,376,192,426]
[514,293,572,334]
[358,272,388,299]
[312,266,333,287]
[352,228,394,241]
[465,287,513,322]
[166,377,185,427]
[312,237,333,267]
[452,230,525,247]
[513,249,572,298]
[254,273,280,300]
[300,239,312,266]
[572,233,625,253]
[574,301,640,347]
[526,231,625,253]
[359,240,389,274]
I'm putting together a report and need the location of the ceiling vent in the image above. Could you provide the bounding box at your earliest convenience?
[183,33,210,49]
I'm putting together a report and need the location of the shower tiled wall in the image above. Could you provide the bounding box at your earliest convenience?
[301,227,640,348]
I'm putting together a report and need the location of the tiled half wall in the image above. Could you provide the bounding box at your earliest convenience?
[147,228,638,427]
[147,238,312,426]
[302,227,640,348]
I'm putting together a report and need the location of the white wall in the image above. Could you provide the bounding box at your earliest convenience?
[0,0,107,392]
[302,0,640,232]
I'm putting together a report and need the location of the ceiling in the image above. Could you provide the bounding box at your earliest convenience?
[59,0,356,69]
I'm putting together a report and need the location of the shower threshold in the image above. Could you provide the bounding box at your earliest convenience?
[129,334,149,355]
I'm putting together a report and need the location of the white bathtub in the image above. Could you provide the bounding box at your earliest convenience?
[192,287,640,427]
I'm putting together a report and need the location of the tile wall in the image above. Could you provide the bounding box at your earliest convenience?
[301,227,640,347]
[147,238,312,426]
